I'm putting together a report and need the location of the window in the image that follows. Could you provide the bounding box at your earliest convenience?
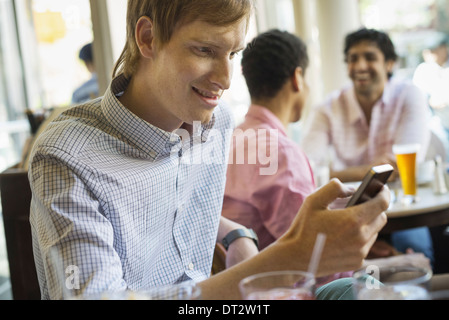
[31,0,93,107]
[0,0,29,171]
[222,0,296,126]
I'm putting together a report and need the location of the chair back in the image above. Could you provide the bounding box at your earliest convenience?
[211,243,227,275]
[0,167,40,300]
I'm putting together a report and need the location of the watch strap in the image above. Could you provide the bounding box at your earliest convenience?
[222,228,259,250]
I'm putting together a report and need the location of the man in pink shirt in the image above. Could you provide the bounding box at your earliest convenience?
[222,30,356,285]
[223,30,315,251]
[301,28,433,264]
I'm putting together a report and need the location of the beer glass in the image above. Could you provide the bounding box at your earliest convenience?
[393,144,420,204]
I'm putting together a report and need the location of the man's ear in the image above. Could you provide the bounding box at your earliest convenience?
[385,59,395,75]
[292,67,304,92]
[135,16,155,59]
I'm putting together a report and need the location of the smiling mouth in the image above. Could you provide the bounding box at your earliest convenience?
[355,79,369,84]
[353,73,371,83]
[193,87,221,101]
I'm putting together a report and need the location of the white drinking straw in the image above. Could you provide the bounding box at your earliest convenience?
[307,233,327,276]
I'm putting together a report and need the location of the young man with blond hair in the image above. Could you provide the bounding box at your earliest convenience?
[29,0,389,300]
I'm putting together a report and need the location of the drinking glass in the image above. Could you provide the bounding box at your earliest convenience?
[75,281,201,300]
[137,281,202,300]
[239,271,315,300]
[352,266,432,300]
[393,144,420,204]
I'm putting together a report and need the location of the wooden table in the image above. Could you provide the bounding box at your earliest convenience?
[381,187,449,234]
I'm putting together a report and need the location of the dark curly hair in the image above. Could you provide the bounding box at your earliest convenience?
[344,28,398,78]
[242,29,309,100]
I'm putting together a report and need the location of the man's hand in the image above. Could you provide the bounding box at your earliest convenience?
[364,252,431,271]
[367,239,401,259]
[279,178,390,277]
[201,179,389,300]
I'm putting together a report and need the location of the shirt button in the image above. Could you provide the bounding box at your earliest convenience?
[188,263,194,271]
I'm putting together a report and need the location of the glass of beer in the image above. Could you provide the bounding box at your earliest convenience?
[392,144,420,204]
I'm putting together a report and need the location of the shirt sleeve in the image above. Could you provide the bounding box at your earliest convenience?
[29,150,126,299]
[248,164,308,242]
[223,142,314,250]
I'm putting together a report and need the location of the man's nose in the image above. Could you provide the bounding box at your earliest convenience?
[353,57,369,70]
[211,58,233,90]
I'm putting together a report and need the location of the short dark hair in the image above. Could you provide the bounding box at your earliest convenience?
[242,29,309,100]
[344,28,397,78]
[79,43,93,63]
[344,28,398,62]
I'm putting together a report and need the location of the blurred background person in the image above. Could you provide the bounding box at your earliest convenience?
[301,28,434,264]
[413,37,449,154]
[72,42,99,104]
[223,29,316,253]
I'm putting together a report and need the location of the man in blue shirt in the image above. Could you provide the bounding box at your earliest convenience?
[29,0,390,300]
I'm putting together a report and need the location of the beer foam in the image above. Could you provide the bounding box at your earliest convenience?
[392,144,421,155]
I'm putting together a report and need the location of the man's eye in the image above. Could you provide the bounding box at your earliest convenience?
[230,51,240,59]
[196,47,213,56]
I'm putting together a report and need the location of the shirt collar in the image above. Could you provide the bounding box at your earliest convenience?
[381,78,395,104]
[346,80,392,124]
[245,104,288,137]
[346,87,365,124]
[101,74,216,161]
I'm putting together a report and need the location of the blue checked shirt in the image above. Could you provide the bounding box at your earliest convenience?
[29,75,233,299]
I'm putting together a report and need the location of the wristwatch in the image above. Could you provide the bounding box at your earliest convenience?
[222,228,259,250]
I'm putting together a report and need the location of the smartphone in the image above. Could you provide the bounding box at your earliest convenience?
[345,164,394,207]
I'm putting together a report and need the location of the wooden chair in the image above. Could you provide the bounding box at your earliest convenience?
[0,166,40,300]
[211,243,227,275]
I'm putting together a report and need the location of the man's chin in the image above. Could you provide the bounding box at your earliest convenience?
[354,84,372,95]
[190,111,215,126]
